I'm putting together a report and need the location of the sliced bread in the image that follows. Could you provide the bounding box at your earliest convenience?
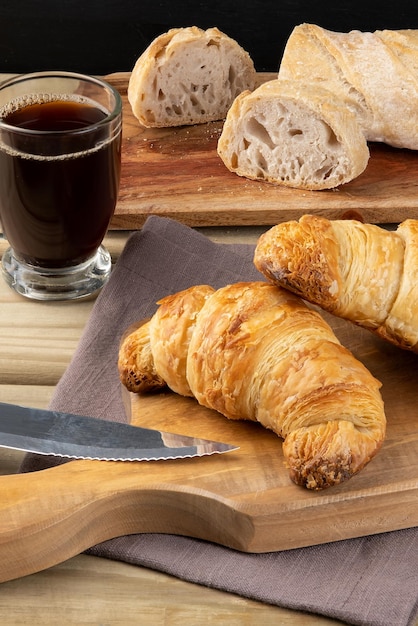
[217,79,370,190]
[128,26,256,128]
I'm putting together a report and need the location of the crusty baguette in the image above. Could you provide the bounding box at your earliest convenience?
[254,215,418,352]
[118,281,386,490]
[278,24,418,150]
[128,26,256,128]
[217,79,369,190]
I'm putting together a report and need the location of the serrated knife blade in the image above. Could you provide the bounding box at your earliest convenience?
[0,401,238,461]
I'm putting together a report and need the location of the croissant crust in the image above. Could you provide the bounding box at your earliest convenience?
[119,281,386,490]
[254,215,418,353]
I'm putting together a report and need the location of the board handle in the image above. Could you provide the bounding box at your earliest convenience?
[0,455,247,582]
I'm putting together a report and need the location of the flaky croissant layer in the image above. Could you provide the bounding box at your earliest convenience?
[119,282,386,490]
[254,215,418,353]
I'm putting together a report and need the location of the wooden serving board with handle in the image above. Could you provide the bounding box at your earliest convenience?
[0,311,417,583]
[108,71,418,229]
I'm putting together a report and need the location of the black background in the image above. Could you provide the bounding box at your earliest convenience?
[1,1,418,75]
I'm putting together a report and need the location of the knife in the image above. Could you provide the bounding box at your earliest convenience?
[0,401,238,460]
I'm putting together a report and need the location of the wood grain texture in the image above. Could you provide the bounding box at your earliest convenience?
[126,310,418,547]
[108,72,418,229]
[0,309,417,582]
[0,554,345,626]
[0,229,350,623]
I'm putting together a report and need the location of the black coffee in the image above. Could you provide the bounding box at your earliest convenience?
[0,97,121,267]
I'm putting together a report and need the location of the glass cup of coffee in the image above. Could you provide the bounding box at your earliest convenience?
[0,71,122,300]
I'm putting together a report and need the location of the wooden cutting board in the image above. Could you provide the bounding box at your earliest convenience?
[126,310,418,552]
[0,311,417,583]
[108,72,418,229]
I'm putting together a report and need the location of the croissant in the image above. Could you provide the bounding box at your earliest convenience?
[278,24,418,150]
[118,281,386,490]
[254,215,418,353]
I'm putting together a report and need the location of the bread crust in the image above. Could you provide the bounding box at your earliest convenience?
[376,219,418,350]
[279,24,418,149]
[118,320,167,394]
[119,281,386,490]
[254,215,418,352]
[217,79,369,190]
[128,26,256,128]
[149,284,215,396]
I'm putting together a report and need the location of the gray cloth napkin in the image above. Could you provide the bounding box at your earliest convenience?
[20,216,418,626]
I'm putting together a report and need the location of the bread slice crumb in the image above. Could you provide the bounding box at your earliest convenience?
[128,26,256,128]
[217,79,370,190]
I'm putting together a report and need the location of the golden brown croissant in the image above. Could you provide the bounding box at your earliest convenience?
[118,281,386,490]
[254,215,418,353]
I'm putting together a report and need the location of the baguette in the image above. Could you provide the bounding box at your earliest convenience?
[217,79,369,190]
[119,281,386,490]
[128,26,256,128]
[278,24,418,150]
[254,215,418,352]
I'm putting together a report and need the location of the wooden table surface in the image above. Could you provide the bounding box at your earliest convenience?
[0,72,415,625]
[0,70,348,625]
[0,226,354,626]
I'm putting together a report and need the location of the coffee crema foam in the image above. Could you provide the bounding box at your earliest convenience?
[0,94,113,161]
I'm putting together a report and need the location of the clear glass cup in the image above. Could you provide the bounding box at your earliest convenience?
[0,71,122,300]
